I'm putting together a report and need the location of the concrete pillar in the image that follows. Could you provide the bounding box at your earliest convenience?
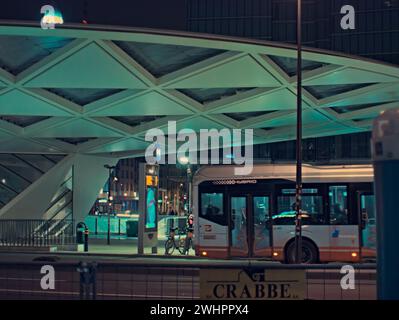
[372,109,399,300]
[71,154,118,227]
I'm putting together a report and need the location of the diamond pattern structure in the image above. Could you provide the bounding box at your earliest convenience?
[0,35,73,75]
[0,21,397,155]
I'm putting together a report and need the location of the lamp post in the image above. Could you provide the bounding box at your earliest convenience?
[104,164,116,245]
[186,165,192,214]
[294,0,303,264]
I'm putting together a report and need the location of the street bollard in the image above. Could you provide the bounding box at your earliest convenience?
[84,227,89,252]
[76,222,89,253]
[372,109,399,300]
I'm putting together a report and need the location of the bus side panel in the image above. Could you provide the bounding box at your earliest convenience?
[329,225,361,262]
[197,217,229,258]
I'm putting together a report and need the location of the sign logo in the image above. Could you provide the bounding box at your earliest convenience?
[340,265,355,290]
[200,269,306,300]
[145,121,254,175]
[340,5,356,30]
[40,265,55,290]
[40,5,64,30]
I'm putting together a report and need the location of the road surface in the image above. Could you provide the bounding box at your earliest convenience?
[0,252,376,300]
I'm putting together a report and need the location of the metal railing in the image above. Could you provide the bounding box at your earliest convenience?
[0,219,74,247]
[0,259,376,300]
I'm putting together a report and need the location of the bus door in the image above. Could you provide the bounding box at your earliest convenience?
[229,194,272,258]
[358,192,376,260]
[252,195,273,258]
[230,195,249,257]
[328,185,357,262]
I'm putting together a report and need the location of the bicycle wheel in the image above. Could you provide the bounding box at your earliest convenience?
[165,239,175,255]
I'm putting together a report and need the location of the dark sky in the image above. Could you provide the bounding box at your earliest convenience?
[0,0,187,31]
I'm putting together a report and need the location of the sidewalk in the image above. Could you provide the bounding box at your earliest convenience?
[74,235,195,256]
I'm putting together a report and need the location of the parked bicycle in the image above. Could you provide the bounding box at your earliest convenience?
[164,226,194,255]
[164,227,185,255]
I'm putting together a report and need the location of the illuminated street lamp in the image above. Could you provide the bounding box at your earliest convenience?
[104,164,116,245]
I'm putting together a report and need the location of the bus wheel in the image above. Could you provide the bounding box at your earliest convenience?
[286,239,318,264]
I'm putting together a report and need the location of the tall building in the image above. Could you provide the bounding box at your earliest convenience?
[93,158,190,215]
[187,0,399,65]
[186,0,399,160]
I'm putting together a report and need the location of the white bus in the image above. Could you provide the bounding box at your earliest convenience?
[192,164,376,263]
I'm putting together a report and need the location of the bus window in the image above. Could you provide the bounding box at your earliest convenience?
[200,193,226,225]
[275,194,325,225]
[329,186,348,225]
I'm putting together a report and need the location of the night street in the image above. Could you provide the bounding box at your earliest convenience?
[0,0,398,310]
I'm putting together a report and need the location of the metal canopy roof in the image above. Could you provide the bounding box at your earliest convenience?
[0,22,398,157]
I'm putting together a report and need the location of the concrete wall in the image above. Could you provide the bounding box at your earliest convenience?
[0,153,118,223]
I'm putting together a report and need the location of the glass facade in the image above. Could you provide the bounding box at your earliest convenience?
[0,153,65,209]
[187,0,392,161]
[187,0,399,65]
[252,131,372,162]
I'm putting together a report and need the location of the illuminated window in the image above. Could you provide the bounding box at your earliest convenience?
[329,186,348,225]
[275,188,325,225]
[200,192,226,225]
